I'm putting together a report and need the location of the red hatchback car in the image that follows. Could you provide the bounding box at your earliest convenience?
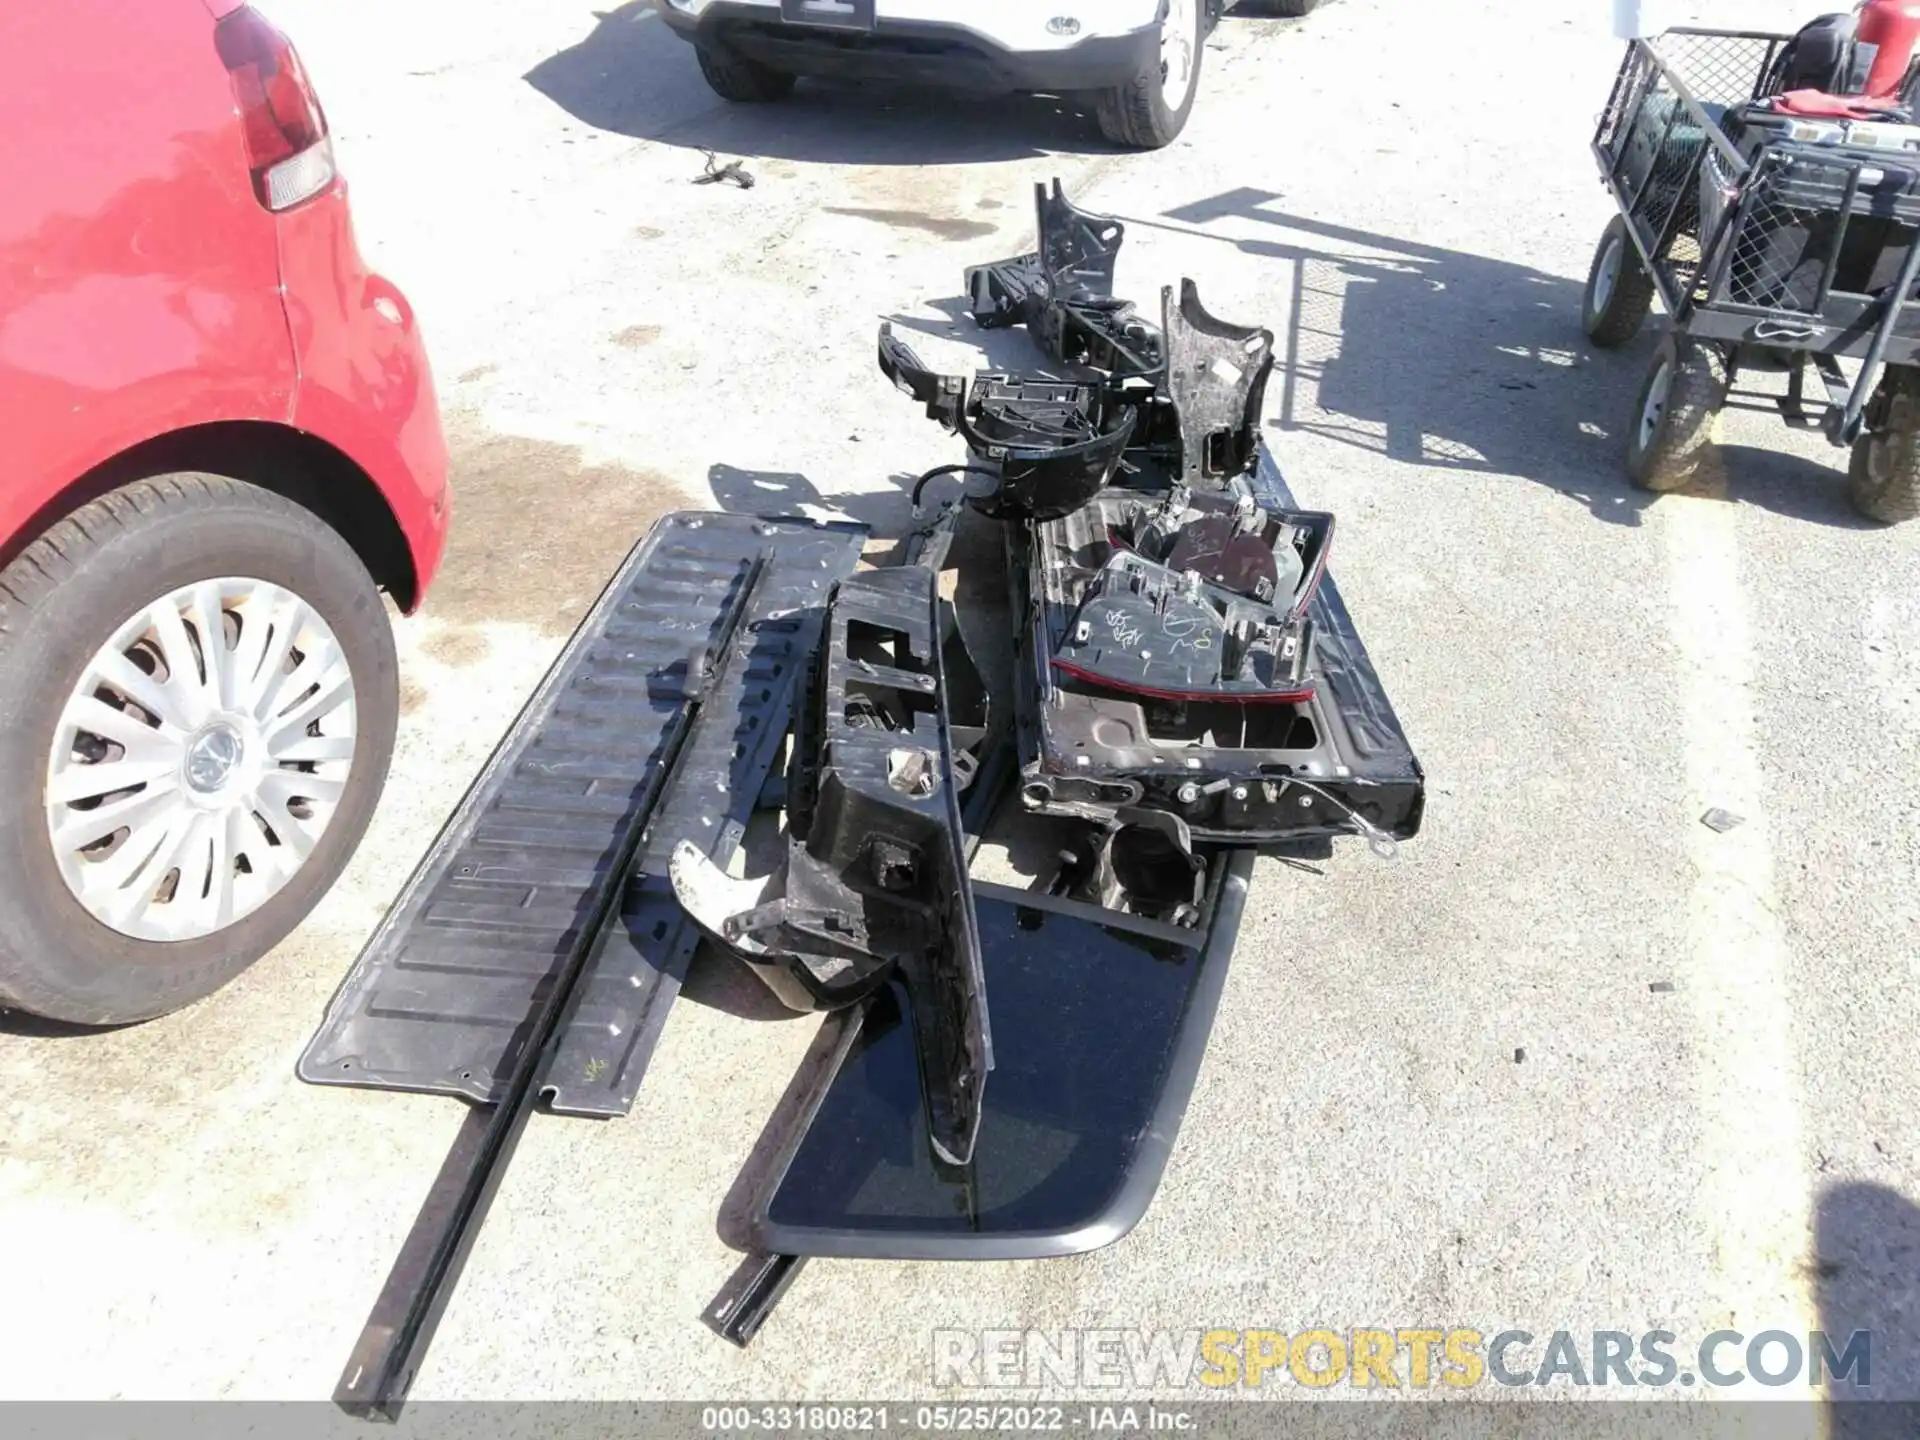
[0,0,448,1024]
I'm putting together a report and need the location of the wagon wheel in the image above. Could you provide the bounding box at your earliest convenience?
[1626,334,1728,493]
[1583,216,1656,348]
[1848,366,1920,525]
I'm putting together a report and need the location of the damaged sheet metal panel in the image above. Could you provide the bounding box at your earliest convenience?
[674,566,994,1168]
[737,851,1252,1261]
[298,514,865,1114]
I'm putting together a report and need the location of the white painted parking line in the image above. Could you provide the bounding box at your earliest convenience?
[1660,494,1819,1403]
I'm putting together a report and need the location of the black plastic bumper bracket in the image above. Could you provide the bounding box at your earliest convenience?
[672,565,994,1168]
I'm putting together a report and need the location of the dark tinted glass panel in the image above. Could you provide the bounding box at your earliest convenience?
[763,894,1206,1235]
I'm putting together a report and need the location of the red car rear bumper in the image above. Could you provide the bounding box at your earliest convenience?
[279,183,450,611]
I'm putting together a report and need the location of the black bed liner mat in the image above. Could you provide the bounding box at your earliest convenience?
[298,513,866,1116]
[737,849,1254,1261]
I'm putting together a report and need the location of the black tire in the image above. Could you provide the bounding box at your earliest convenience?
[1848,367,1920,525]
[1626,335,1728,492]
[1095,0,1206,149]
[0,474,398,1025]
[1583,216,1656,348]
[694,40,796,102]
[1245,0,1322,14]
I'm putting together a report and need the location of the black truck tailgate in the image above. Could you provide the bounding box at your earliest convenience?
[299,513,865,1115]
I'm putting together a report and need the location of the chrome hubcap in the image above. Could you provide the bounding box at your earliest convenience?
[1160,0,1198,109]
[1594,235,1623,315]
[44,577,358,942]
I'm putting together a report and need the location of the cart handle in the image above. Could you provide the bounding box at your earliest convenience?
[1837,231,1920,444]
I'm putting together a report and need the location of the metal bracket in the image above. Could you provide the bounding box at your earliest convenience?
[966,178,1161,377]
[706,1252,809,1349]
[1162,280,1276,486]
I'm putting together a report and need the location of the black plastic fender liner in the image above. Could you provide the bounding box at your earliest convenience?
[963,376,1138,522]
[878,323,965,429]
[735,848,1253,1261]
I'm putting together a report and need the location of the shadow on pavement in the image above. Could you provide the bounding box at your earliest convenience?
[0,1009,120,1038]
[523,2,1111,165]
[1816,1180,1920,1422]
[1145,187,1874,530]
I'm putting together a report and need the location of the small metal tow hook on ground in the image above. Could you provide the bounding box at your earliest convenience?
[694,150,754,189]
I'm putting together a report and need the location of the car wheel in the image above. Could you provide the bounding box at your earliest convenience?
[1583,216,1656,348]
[695,40,797,102]
[0,473,398,1024]
[1095,0,1205,150]
[1848,367,1920,525]
[1625,335,1728,493]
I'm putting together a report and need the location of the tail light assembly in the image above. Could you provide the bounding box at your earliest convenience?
[215,5,336,212]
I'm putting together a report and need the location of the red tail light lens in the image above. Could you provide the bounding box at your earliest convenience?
[215,6,336,211]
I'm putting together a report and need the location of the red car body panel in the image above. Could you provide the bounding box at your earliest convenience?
[279,190,451,598]
[0,0,447,606]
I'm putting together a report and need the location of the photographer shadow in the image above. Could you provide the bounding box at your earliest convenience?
[1147,187,1871,530]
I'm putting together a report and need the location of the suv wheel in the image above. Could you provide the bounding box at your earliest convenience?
[1095,0,1205,149]
[0,474,398,1024]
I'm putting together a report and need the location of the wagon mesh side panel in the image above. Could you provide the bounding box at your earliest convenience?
[1596,43,1651,157]
[1633,106,1706,304]
[1723,159,1839,315]
[1617,65,1707,307]
[1648,32,1778,109]
[1601,34,1779,311]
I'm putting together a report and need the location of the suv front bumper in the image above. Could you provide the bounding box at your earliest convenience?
[654,0,1162,92]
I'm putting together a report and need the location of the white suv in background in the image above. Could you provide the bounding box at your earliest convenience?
[654,0,1299,148]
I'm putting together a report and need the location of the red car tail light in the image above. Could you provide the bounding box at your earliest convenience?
[215,6,336,211]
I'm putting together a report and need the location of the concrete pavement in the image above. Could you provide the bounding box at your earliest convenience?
[1,0,1915,1412]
